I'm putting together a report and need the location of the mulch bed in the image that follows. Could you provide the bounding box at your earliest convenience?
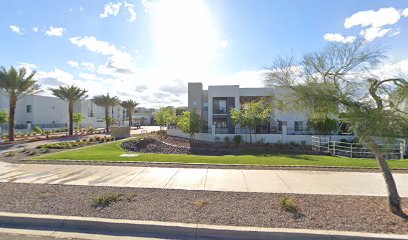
[0,183,407,234]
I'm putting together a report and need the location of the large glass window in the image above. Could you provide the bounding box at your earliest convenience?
[26,105,32,113]
[213,99,227,114]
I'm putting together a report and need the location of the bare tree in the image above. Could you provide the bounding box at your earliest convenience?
[265,39,408,217]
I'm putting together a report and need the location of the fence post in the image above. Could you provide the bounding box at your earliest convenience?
[350,143,353,158]
[400,142,405,160]
[332,141,336,156]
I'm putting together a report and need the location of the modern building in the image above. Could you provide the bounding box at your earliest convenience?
[0,90,124,131]
[132,107,157,125]
[187,82,310,135]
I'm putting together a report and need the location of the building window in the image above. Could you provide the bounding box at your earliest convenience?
[294,121,303,131]
[213,99,227,114]
[26,105,32,113]
[213,119,227,128]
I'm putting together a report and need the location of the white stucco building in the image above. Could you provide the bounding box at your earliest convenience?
[187,82,310,135]
[0,90,124,131]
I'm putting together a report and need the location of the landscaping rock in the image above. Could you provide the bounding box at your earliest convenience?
[120,137,233,156]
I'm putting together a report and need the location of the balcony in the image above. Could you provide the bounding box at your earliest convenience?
[213,107,227,114]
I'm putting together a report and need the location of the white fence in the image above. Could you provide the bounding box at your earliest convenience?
[312,136,406,160]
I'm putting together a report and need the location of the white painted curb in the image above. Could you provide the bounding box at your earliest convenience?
[0,212,406,239]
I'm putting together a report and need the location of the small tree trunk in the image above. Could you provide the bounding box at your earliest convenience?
[375,151,407,217]
[128,108,132,126]
[68,102,74,136]
[8,97,16,142]
[105,107,109,132]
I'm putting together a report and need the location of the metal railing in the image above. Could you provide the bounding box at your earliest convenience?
[213,107,227,114]
[312,136,406,160]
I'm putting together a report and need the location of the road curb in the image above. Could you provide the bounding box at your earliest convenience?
[0,212,406,240]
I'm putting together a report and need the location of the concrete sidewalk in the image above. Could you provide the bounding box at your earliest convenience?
[0,161,407,197]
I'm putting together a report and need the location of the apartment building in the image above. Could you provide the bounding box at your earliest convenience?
[0,90,124,130]
[188,82,310,134]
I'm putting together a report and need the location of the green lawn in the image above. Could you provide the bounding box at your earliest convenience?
[34,140,408,168]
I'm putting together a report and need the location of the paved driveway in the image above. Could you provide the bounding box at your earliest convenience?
[0,161,407,197]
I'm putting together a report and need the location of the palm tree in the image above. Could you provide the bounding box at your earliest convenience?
[120,100,139,126]
[0,66,41,141]
[49,85,88,136]
[92,93,120,132]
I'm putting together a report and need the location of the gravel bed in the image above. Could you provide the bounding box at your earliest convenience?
[0,183,407,234]
[120,137,233,156]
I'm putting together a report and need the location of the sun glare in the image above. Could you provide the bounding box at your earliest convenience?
[151,0,218,77]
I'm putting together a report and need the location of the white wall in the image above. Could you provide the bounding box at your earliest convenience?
[167,128,355,145]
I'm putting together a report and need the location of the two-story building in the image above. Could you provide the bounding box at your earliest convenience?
[187,82,310,135]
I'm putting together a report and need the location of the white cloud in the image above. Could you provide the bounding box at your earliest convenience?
[32,27,39,32]
[18,63,37,72]
[70,36,118,55]
[124,1,136,22]
[403,8,408,17]
[9,25,22,35]
[100,2,122,18]
[389,29,401,37]
[70,36,134,74]
[343,7,407,42]
[324,33,356,43]
[45,27,65,37]
[78,73,98,80]
[219,40,229,49]
[344,7,401,29]
[67,61,79,67]
[360,27,391,42]
[81,62,96,71]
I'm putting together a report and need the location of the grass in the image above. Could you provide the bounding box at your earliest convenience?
[33,140,408,168]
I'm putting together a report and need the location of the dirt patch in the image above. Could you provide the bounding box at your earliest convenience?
[0,182,407,234]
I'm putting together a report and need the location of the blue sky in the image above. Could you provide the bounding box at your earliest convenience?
[1,0,408,107]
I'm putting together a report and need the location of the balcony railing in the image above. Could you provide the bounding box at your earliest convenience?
[213,107,227,114]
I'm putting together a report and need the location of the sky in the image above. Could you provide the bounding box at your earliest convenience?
[1,0,408,108]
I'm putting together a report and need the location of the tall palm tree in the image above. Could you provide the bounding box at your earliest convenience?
[92,93,120,132]
[49,85,88,136]
[120,100,139,126]
[0,66,41,141]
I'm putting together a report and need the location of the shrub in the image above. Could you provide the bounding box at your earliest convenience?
[88,137,95,143]
[33,126,43,135]
[280,196,299,213]
[233,135,243,145]
[87,127,95,134]
[95,136,101,142]
[224,136,231,145]
[4,152,15,157]
[92,193,124,209]
[289,141,299,147]
[214,136,220,143]
[156,130,167,135]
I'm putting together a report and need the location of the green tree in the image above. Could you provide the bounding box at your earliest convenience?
[73,112,85,129]
[120,100,139,126]
[307,116,338,135]
[49,85,88,136]
[230,99,273,144]
[176,107,187,116]
[265,39,408,217]
[92,93,120,132]
[0,111,8,124]
[155,107,175,129]
[176,111,202,139]
[0,66,41,141]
